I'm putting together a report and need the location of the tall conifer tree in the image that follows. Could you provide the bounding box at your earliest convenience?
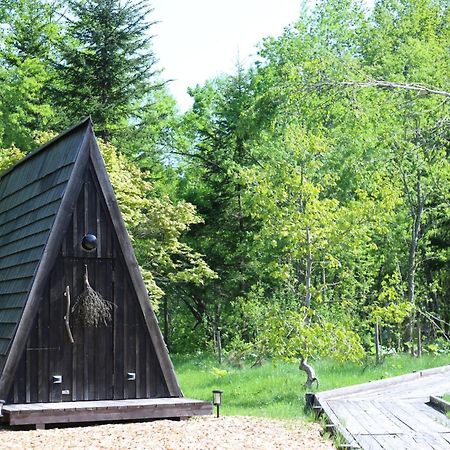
[56,0,159,139]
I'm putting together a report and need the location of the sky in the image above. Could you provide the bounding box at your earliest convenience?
[151,0,302,111]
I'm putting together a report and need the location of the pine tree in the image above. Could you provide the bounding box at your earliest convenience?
[56,0,160,139]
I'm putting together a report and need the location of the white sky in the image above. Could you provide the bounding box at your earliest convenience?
[151,0,302,111]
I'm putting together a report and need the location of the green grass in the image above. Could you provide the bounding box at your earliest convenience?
[172,353,450,420]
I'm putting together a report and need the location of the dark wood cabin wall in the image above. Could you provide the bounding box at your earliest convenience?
[7,163,169,403]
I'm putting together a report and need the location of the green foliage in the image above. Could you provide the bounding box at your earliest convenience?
[0,0,216,349]
[0,0,58,149]
[425,337,450,355]
[258,307,365,363]
[56,0,160,139]
[97,138,215,308]
[1,0,450,361]
[171,0,450,357]
[367,273,413,326]
[98,138,151,227]
[0,146,25,174]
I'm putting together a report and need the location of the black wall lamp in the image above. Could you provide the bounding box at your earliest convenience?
[81,233,97,251]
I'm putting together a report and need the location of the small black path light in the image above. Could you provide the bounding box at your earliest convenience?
[212,389,223,418]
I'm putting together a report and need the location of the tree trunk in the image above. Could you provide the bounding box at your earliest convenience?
[305,228,312,309]
[214,303,222,364]
[321,266,327,303]
[406,185,424,351]
[217,329,222,365]
[236,135,246,293]
[375,320,382,364]
[299,357,318,388]
[417,323,422,358]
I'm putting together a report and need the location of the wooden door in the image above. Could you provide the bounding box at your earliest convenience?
[61,258,115,401]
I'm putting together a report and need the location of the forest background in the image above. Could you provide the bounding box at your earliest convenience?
[1,0,449,380]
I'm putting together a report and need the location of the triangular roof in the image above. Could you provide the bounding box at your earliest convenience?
[0,119,90,363]
[0,119,181,399]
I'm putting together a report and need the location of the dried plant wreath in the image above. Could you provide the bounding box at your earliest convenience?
[71,265,115,327]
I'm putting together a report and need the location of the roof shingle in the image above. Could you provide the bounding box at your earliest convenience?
[0,120,90,364]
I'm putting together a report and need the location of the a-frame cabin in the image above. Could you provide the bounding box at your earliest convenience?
[0,119,211,428]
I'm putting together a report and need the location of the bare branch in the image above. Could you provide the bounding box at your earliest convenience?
[312,79,450,98]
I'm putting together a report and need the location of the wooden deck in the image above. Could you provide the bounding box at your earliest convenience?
[312,365,450,449]
[1,398,212,429]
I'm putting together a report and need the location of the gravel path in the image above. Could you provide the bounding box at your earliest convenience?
[0,416,334,449]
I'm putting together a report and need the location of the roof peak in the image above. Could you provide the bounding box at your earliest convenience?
[0,117,92,180]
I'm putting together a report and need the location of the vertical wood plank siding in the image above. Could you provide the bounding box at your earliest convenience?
[7,165,170,403]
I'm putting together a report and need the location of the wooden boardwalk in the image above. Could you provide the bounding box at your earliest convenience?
[312,365,450,449]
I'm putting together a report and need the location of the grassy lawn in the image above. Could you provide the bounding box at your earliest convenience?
[172,353,450,419]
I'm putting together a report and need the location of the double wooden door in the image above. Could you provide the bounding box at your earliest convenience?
[59,258,115,402]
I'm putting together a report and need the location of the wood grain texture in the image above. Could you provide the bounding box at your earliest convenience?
[4,398,212,426]
[88,135,182,397]
[6,139,175,404]
[313,365,450,450]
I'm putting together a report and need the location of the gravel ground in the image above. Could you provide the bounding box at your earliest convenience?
[0,416,335,449]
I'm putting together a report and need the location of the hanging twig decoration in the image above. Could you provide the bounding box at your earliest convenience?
[63,286,75,343]
[71,265,115,327]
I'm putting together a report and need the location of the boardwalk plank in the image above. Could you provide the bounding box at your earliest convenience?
[318,365,450,401]
[354,435,384,450]
[393,401,449,433]
[440,433,450,445]
[351,400,403,434]
[327,400,369,435]
[371,400,415,433]
[370,434,415,450]
[317,399,360,448]
[313,365,450,450]
[417,432,450,450]
[384,402,433,433]
[349,401,392,434]
[413,401,450,428]
[400,433,434,449]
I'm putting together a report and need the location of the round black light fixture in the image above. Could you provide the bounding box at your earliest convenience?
[81,233,97,251]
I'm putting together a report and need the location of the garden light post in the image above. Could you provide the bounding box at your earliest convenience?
[212,390,223,418]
